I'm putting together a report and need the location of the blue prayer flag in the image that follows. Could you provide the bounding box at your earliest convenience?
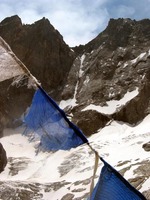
[89,158,146,200]
[23,86,88,151]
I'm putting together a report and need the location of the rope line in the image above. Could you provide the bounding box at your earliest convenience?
[87,143,102,200]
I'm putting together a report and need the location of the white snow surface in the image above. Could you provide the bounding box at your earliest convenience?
[0,114,150,199]
[122,49,150,68]
[59,81,78,110]
[79,54,86,78]
[82,87,139,114]
[59,54,86,110]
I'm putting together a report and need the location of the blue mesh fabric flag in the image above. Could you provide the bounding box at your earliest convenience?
[89,158,146,200]
[23,86,88,151]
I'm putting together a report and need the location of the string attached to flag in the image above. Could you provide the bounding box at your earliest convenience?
[88,146,99,198]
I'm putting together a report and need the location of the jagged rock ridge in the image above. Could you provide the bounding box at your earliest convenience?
[0,15,74,96]
[61,18,150,135]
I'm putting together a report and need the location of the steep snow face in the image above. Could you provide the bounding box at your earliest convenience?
[59,82,78,109]
[79,54,86,78]
[0,115,150,199]
[59,54,86,110]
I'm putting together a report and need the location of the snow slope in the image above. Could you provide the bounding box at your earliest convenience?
[0,114,150,199]
[82,87,139,115]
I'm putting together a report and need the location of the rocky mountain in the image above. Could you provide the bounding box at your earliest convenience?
[1,16,150,134]
[0,15,74,129]
[0,15,74,95]
[61,18,150,135]
[0,16,150,199]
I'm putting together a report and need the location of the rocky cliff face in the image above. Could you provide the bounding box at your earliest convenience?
[61,18,150,135]
[0,15,74,96]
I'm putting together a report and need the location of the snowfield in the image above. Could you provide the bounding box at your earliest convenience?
[0,114,150,199]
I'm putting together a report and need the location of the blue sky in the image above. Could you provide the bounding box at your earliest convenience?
[0,0,150,46]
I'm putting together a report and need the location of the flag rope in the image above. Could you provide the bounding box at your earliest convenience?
[87,143,102,199]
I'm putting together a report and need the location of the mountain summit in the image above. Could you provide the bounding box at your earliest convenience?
[0,15,74,92]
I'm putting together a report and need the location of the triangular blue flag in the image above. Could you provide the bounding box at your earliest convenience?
[23,86,88,151]
[89,158,146,200]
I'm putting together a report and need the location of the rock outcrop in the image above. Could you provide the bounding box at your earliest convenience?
[0,15,74,97]
[0,143,7,173]
[142,141,150,151]
[61,18,150,134]
[0,15,74,130]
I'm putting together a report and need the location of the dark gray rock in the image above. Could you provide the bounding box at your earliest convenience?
[142,142,150,151]
[72,110,110,136]
[0,143,7,173]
